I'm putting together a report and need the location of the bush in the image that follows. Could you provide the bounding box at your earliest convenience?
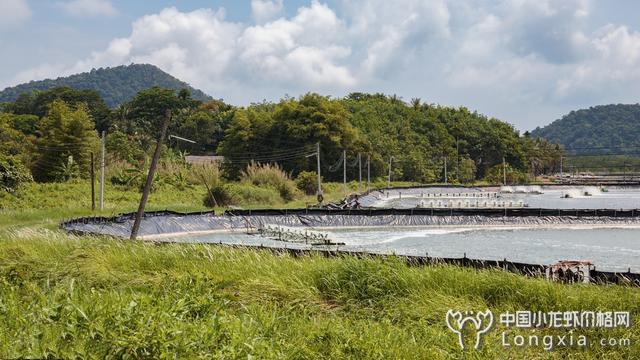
[458,157,477,184]
[484,163,529,185]
[0,155,32,192]
[241,162,299,202]
[203,183,238,207]
[229,183,281,205]
[295,171,319,195]
[189,163,222,187]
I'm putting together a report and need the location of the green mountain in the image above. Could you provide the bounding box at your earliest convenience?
[531,104,640,154]
[0,64,212,107]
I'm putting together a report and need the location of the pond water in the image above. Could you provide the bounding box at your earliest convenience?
[366,186,640,209]
[173,226,640,272]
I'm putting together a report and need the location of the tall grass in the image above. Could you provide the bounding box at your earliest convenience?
[0,232,638,358]
[241,162,299,202]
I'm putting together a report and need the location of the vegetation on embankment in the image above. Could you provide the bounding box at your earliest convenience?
[1,231,639,358]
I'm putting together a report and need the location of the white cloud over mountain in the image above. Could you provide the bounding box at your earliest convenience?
[8,0,640,129]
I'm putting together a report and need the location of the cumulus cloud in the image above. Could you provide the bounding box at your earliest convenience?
[59,0,117,17]
[0,0,31,26]
[251,0,283,24]
[9,0,640,129]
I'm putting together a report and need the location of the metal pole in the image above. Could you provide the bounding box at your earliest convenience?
[90,152,95,211]
[456,137,459,181]
[358,153,362,193]
[316,142,322,200]
[367,155,370,191]
[503,157,506,185]
[99,131,105,210]
[444,155,448,184]
[531,159,535,182]
[343,149,347,196]
[388,156,393,188]
[560,156,563,181]
[130,110,172,240]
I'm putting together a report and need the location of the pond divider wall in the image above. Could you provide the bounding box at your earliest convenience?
[224,207,639,217]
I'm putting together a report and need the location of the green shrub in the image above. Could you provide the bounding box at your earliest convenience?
[203,183,238,207]
[458,157,477,184]
[0,155,32,192]
[241,162,299,202]
[295,171,319,195]
[484,163,529,185]
[189,163,222,187]
[229,183,281,205]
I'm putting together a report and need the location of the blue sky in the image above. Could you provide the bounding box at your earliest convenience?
[1,0,640,131]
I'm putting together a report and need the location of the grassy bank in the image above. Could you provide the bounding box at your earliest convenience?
[1,231,638,358]
[1,182,639,358]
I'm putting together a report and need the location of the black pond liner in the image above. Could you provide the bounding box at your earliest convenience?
[60,207,640,286]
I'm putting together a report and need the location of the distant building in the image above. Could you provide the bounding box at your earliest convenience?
[185,155,225,164]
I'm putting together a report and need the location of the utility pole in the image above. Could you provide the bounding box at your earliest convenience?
[560,156,563,181]
[358,153,362,193]
[130,110,172,240]
[444,155,448,184]
[456,137,460,182]
[503,157,507,185]
[367,155,371,191]
[343,150,347,196]
[531,159,535,182]
[387,156,393,188]
[99,131,105,210]
[316,142,322,202]
[90,152,95,211]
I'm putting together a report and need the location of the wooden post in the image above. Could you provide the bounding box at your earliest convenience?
[130,110,172,240]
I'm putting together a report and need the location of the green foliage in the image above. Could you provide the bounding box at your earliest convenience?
[241,162,299,202]
[0,155,32,192]
[0,113,34,165]
[172,100,235,154]
[295,171,319,195]
[31,100,99,182]
[484,163,530,185]
[105,130,145,163]
[4,86,111,132]
[219,94,362,181]
[344,93,449,183]
[532,104,640,155]
[0,78,564,185]
[0,64,211,108]
[203,183,237,207]
[457,156,477,183]
[123,87,191,138]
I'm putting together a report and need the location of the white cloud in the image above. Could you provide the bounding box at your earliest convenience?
[59,0,117,17]
[0,0,31,26]
[9,0,640,129]
[251,0,283,24]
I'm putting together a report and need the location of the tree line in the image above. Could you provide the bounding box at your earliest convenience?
[0,86,564,190]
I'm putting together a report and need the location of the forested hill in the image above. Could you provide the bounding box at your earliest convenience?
[531,104,640,154]
[0,64,211,107]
